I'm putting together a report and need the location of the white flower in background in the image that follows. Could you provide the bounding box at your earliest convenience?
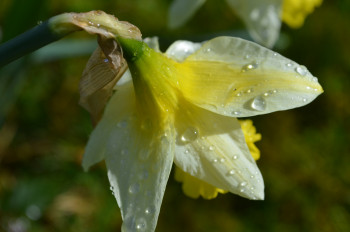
[83,36,323,232]
[168,0,322,48]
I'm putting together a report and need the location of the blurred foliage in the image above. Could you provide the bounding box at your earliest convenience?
[1,0,350,232]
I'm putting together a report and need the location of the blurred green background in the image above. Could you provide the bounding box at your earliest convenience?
[0,0,349,231]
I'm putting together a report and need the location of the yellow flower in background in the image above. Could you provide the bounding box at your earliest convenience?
[175,119,261,200]
[282,0,323,28]
[168,0,322,48]
[83,36,323,232]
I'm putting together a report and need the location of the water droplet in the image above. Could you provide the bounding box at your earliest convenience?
[244,54,250,59]
[129,183,140,194]
[206,48,211,52]
[229,170,236,175]
[220,158,225,163]
[263,92,269,97]
[246,89,253,93]
[135,218,147,231]
[250,175,255,179]
[242,62,258,72]
[110,186,115,195]
[232,111,241,116]
[240,182,247,187]
[209,146,214,151]
[145,207,154,215]
[88,21,94,25]
[236,93,242,97]
[295,66,307,76]
[312,77,318,82]
[180,127,199,143]
[104,58,109,63]
[273,52,278,56]
[302,98,307,102]
[97,23,101,27]
[286,63,292,67]
[213,158,218,163]
[240,188,245,193]
[250,96,266,111]
[233,155,238,160]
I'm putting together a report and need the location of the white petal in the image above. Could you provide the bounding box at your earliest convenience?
[174,99,264,200]
[179,36,323,118]
[82,81,134,171]
[165,40,202,62]
[103,82,175,232]
[144,37,160,52]
[168,0,206,29]
[116,69,132,87]
[226,0,282,48]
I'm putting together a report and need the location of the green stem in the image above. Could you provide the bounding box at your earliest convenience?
[0,21,69,67]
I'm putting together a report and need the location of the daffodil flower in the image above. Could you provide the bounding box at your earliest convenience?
[168,0,322,47]
[83,36,323,232]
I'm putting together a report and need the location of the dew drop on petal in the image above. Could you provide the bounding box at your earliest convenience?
[103,58,109,63]
[135,218,147,231]
[286,63,292,67]
[180,127,199,142]
[233,155,238,160]
[250,96,266,111]
[145,207,154,215]
[212,158,218,163]
[295,66,307,76]
[110,186,115,195]
[232,111,241,116]
[242,62,258,72]
[209,146,214,151]
[220,158,225,163]
[240,182,247,187]
[129,183,140,194]
[229,170,236,175]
